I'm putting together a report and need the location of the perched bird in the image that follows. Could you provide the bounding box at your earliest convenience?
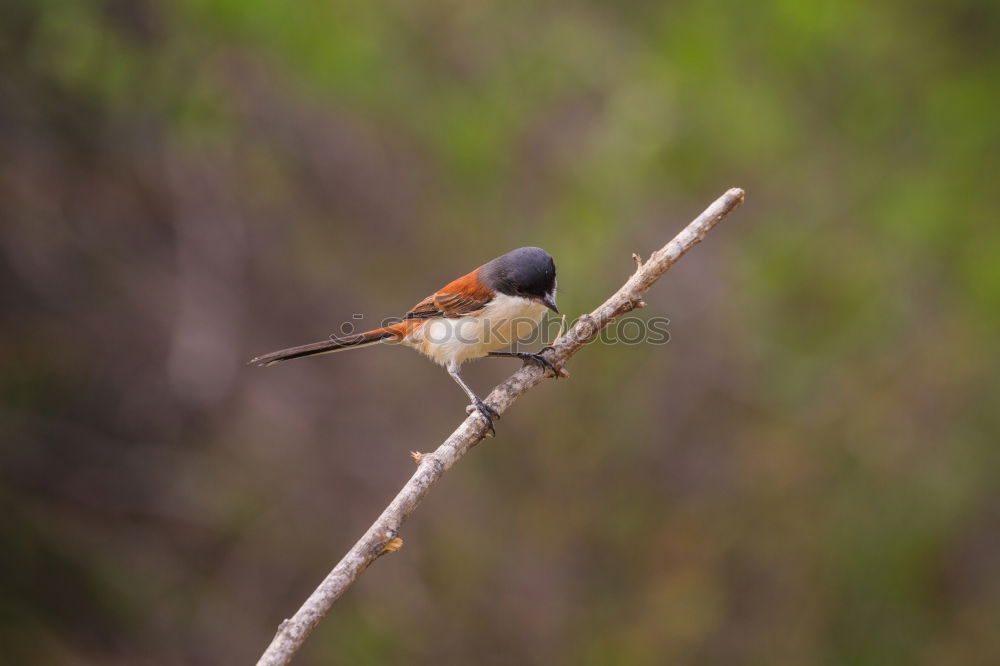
[249,247,559,434]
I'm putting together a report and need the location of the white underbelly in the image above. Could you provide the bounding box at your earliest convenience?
[404,294,547,366]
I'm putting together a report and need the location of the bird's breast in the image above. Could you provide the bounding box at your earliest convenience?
[406,294,548,366]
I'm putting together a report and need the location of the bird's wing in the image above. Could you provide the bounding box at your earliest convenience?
[403,269,494,319]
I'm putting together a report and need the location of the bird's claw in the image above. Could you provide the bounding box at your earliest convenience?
[466,398,499,436]
[525,347,565,378]
[523,353,558,376]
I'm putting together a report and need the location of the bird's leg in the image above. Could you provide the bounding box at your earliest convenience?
[447,361,499,436]
[488,349,561,377]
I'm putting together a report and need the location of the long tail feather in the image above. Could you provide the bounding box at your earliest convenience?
[249,326,400,367]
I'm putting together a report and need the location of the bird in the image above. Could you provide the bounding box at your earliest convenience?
[249,247,560,434]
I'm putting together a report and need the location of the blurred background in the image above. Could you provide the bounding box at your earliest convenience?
[2,1,998,664]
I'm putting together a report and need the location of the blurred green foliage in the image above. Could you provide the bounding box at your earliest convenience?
[2,0,999,664]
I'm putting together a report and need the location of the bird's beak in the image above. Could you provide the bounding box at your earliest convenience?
[543,292,559,314]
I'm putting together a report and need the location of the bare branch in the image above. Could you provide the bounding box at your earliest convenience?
[255,187,746,666]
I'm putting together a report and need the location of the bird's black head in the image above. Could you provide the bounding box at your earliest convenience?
[481,247,558,313]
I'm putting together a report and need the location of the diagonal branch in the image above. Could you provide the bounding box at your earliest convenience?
[255,187,746,666]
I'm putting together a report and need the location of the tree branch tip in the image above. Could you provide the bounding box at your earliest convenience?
[410,451,424,463]
[632,252,643,268]
[721,187,746,208]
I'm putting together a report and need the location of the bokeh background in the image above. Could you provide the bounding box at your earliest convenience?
[3,1,999,664]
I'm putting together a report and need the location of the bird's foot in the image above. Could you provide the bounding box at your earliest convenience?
[522,347,566,377]
[487,348,565,377]
[466,398,499,436]
[523,352,559,376]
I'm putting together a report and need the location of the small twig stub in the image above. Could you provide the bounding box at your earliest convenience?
[380,538,403,554]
